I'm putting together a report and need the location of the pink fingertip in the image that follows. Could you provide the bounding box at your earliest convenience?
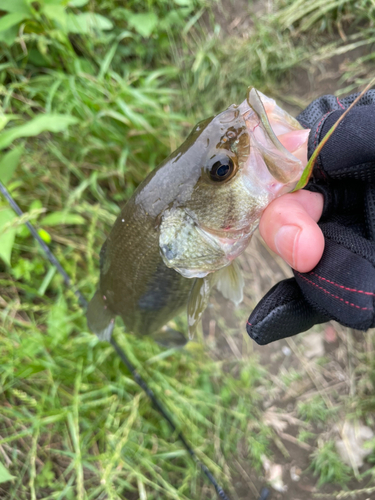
[293,224,325,272]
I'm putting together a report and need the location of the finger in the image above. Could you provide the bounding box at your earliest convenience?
[259,190,324,272]
[277,129,309,164]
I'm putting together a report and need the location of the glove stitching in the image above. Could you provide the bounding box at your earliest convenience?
[336,97,345,110]
[296,272,372,311]
[308,271,375,296]
[297,118,310,129]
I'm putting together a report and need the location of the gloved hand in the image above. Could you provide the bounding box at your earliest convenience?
[247,90,375,345]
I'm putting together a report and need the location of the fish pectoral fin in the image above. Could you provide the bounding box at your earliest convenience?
[152,327,188,348]
[187,275,214,340]
[215,259,244,306]
[86,290,115,341]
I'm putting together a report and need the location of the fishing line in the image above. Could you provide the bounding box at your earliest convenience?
[0,180,270,500]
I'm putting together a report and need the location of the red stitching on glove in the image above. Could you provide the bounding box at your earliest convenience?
[296,272,370,311]
[309,272,375,296]
[336,97,345,110]
[247,321,252,326]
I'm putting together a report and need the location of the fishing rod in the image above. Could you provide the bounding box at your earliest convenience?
[0,180,270,500]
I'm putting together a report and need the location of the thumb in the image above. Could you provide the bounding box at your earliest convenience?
[277,128,310,164]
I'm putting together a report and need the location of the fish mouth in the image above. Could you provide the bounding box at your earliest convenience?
[238,88,303,139]
[183,208,251,246]
[196,223,252,262]
[237,89,305,196]
[198,224,251,242]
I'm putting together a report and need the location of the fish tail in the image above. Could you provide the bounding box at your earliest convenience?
[86,290,115,341]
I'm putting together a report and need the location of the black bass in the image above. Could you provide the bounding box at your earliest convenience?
[87,88,307,346]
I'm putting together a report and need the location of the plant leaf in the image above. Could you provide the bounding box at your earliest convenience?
[116,99,154,132]
[68,0,90,6]
[41,212,85,226]
[0,463,15,484]
[0,25,18,45]
[66,13,113,34]
[0,114,78,150]
[38,228,51,244]
[0,115,20,133]
[1,0,32,15]
[0,208,17,266]
[0,12,28,32]
[98,42,118,79]
[42,5,67,30]
[0,145,24,184]
[47,296,74,342]
[127,12,158,38]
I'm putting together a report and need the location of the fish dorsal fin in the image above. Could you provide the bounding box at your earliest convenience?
[215,259,244,306]
[187,275,214,340]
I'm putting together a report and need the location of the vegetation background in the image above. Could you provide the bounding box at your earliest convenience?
[0,0,375,499]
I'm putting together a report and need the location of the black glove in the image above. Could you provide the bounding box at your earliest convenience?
[247,91,375,345]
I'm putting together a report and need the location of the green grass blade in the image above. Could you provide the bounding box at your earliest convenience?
[293,78,375,191]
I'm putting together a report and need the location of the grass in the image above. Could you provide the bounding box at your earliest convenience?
[1,0,375,498]
[311,441,351,487]
[0,302,268,499]
[297,395,337,425]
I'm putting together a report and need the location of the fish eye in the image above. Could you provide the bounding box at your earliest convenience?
[209,157,235,182]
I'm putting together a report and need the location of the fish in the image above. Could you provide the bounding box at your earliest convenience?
[86,88,307,347]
